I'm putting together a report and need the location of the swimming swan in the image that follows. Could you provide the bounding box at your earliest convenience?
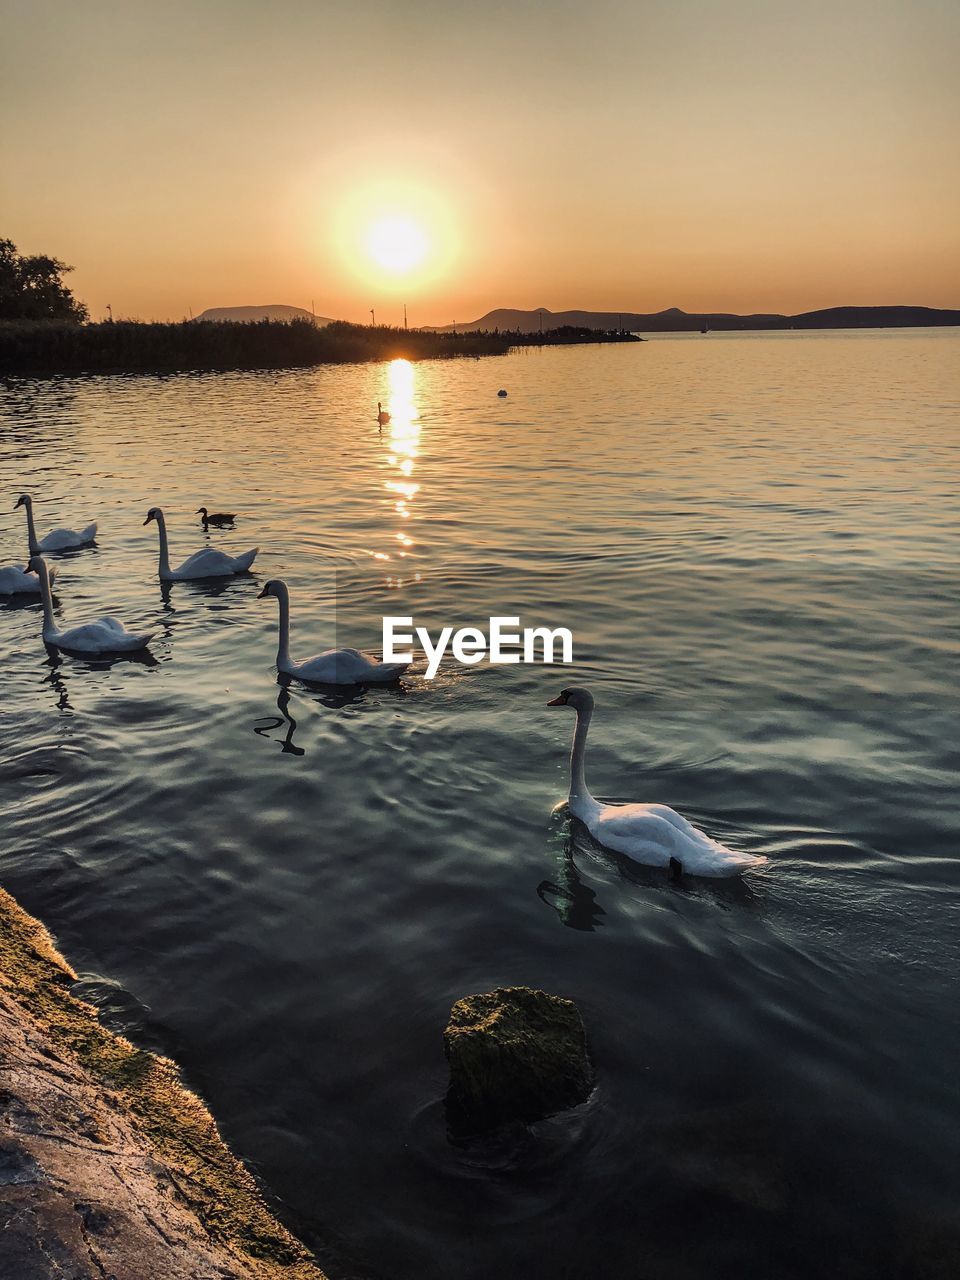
[258,579,409,684]
[547,687,766,878]
[377,401,391,427]
[144,507,258,581]
[0,561,57,595]
[16,494,97,555]
[28,555,154,654]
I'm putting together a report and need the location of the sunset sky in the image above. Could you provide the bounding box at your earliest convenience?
[3,0,958,323]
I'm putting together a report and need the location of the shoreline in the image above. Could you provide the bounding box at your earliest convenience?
[0,317,639,377]
[0,884,331,1280]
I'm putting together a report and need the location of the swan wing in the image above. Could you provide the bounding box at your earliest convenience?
[56,620,152,653]
[0,565,36,593]
[1,563,48,593]
[292,647,406,685]
[38,522,96,551]
[328,647,408,682]
[173,546,257,577]
[593,803,766,878]
[172,548,235,578]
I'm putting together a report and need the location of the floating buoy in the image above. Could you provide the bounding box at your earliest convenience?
[497,389,508,397]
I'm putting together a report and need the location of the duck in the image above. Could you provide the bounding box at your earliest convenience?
[28,555,154,654]
[16,494,97,555]
[197,507,236,527]
[547,687,767,878]
[258,579,409,684]
[377,401,391,427]
[144,507,258,581]
[0,560,57,595]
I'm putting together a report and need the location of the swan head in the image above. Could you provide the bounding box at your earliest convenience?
[257,579,287,600]
[26,554,44,574]
[14,494,29,510]
[547,687,594,714]
[143,507,161,526]
[196,507,208,517]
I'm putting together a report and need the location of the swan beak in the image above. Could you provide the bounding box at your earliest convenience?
[546,695,566,706]
[142,516,151,525]
[256,585,269,599]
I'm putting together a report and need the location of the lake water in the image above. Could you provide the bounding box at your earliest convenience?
[1,330,958,1279]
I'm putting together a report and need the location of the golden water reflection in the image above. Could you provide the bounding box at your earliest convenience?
[377,358,422,584]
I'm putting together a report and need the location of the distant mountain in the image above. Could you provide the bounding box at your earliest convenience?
[196,304,336,325]
[428,305,960,334]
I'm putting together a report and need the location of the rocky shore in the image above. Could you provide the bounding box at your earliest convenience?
[0,886,326,1280]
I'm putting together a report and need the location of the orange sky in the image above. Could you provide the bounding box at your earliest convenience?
[2,0,958,323]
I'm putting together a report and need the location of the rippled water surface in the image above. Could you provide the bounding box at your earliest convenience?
[1,331,958,1278]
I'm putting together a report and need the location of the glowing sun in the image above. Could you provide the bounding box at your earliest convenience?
[365,215,430,275]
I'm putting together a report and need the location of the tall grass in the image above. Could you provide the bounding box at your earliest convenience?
[0,318,513,375]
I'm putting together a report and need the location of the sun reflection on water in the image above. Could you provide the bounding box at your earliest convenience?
[374,358,422,581]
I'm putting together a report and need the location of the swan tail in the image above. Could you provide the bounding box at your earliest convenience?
[233,547,259,572]
[712,849,768,876]
[367,661,408,682]
[110,632,154,652]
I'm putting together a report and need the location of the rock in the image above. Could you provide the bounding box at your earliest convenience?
[0,886,328,1280]
[444,986,592,1131]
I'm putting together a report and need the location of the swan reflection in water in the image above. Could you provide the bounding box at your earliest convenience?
[42,651,72,712]
[39,646,158,713]
[254,674,408,756]
[537,822,607,932]
[253,680,307,756]
[157,574,261,651]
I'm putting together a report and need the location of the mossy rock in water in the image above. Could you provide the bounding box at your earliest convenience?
[444,986,592,1131]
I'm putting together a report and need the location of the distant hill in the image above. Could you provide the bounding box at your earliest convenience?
[196,305,336,325]
[428,305,960,334]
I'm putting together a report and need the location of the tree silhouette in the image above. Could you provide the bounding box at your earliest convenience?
[0,238,88,322]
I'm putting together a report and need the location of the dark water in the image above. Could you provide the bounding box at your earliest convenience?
[1,331,958,1278]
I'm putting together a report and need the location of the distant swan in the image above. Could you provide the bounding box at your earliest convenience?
[144,507,258,581]
[258,579,409,684]
[16,494,97,555]
[28,555,154,654]
[377,401,391,427]
[197,507,236,527]
[0,560,57,596]
[547,687,767,878]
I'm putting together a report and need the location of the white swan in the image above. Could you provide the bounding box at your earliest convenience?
[0,560,57,595]
[16,494,97,554]
[28,556,154,654]
[144,507,258,581]
[258,579,409,684]
[547,688,767,878]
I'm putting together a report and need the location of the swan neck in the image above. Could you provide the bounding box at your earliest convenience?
[36,560,54,632]
[570,704,594,804]
[154,511,171,576]
[22,497,39,556]
[275,586,292,667]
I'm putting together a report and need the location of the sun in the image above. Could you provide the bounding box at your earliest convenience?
[365,215,429,276]
[321,165,465,296]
